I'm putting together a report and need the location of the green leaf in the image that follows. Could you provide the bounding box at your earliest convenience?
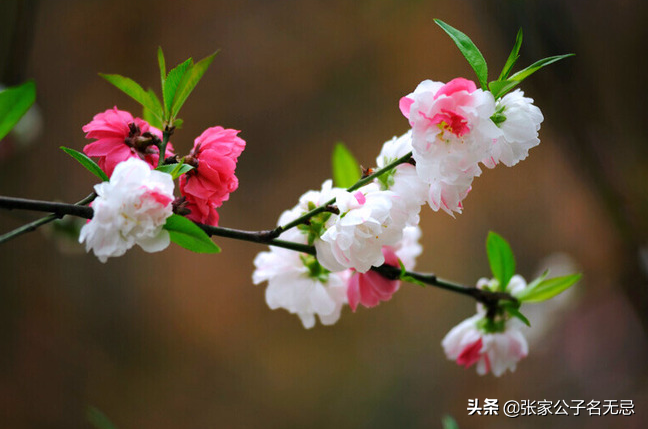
[490,53,574,99]
[155,162,194,179]
[398,258,407,277]
[0,80,36,141]
[87,406,117,429]
[515,273,581,303]
[489,33,573,99]
[395,259,425,286]
[486,231,516,291]
[442,415,459,429]
[402,274,426,287]
[157,46,166,89]
[488,79,519,100]
[509,54,575,82]
[143,106,163,130]
[99,74,163,118]
[525,269,549,291]
[163,214,221,253]
[163,58,193,119]
[60,146,109,182]
[434,19,488,90]
[503,305,531,327]
[170,51,218,119]
[142,89,164,129]
[332,142,361,188]
[498,29,523,81]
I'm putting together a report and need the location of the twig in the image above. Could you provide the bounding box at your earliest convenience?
[0,192,96,244]
[271,151,413,238]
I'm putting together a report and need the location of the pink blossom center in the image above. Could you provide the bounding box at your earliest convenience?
[457,338,483,368]
[429,109,470,137]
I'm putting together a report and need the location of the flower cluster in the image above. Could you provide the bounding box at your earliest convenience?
[253,180,423,327]
[83,108,245,228]
[67,31,575,377]
[400,78,543,215]
[253,75,543,326]
[79,106,245,262]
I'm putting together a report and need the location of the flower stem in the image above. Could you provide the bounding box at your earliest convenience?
[271,151,413,237]
[0,196,94,218]
[370,264,517,306]
[157,127,174,167]
[198,224,315,254]
[0,192,96,244]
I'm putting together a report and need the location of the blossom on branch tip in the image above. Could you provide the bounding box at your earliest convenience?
[441,314,529,377]
[79,157,174,262]
[82,107,174,176]
[179,126,246,225]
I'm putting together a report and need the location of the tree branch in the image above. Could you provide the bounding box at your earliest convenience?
[0,195,94,218]
[0,193,96,244]
[0,193,517,309]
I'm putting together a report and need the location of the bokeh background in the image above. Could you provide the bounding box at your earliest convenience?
[1,0,647,428]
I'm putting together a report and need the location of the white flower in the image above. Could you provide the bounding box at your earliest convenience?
[252,228,347,329]
[375,131,428,225]
[277,179,346,227]
[316,183,406,273]
[441,314,529,377]
[484,89,544,168]
[392,225,423,270]
[400,78,502,215]
[79,158,174,262]
[426,169,475,216]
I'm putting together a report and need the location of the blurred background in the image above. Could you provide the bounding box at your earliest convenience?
[1,0,647,428]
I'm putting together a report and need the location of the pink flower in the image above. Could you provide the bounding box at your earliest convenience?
[179,126,245,225]
[441,315,529,376]
[346,247,400,311]
[82,107,174,176]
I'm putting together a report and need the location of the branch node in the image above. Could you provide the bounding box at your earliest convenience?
[324,204,340,215]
